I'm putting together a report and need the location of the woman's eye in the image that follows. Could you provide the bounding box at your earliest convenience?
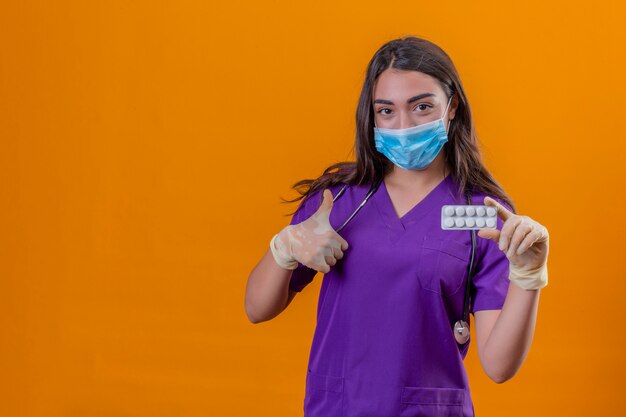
[415,104,432,111]
[377,108,391,115]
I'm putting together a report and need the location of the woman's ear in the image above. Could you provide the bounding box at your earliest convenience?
[449,94,459,121]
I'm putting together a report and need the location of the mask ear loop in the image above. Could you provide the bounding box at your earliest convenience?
[442,95,453,134]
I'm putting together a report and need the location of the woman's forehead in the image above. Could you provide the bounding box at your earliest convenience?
[373,69,443,101]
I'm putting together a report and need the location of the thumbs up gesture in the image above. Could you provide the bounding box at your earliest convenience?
[272,189,350,273]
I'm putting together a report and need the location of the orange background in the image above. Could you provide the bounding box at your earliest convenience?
[1,1,625,415]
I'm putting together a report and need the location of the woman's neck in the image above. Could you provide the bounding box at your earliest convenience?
[384,157,451,191]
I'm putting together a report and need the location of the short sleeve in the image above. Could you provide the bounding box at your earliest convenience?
[470,198,512,314]
[286,189,324,293]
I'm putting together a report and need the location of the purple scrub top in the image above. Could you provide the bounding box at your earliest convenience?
[287,174,511,417]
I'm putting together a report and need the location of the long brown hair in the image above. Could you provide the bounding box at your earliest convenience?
[281,35,516,215]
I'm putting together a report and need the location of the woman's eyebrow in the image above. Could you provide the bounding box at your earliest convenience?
[373,93,436,105]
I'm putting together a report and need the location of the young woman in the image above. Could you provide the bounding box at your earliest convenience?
[245,36,549,417]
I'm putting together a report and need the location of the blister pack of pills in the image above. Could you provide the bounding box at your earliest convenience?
[441,205,498,230]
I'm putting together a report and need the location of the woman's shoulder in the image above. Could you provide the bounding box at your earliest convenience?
[292,182,346,214]
[304,182,348,202]
[467,190,513,211]
[454,180,513,212]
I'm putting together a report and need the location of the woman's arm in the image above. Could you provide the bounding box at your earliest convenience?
[474,285,540,383]
[245,248,297,324]
[474,196,549,383]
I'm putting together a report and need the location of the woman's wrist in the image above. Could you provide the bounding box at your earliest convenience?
[509,263,548,290]
[269,233,298,270]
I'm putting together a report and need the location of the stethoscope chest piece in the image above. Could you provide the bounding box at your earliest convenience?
[453,320,470,344]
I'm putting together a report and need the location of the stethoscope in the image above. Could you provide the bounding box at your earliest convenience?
[331,177,476,345]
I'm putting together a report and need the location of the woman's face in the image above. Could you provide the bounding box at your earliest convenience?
[372,69,456,130]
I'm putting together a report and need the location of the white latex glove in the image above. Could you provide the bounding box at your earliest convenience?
[270,189,349,273]
[477,196,549,290]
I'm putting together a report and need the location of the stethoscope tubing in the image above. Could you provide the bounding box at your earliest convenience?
[334,177,384,233]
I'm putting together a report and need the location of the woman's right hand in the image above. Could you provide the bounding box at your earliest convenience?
[274,189,349,273]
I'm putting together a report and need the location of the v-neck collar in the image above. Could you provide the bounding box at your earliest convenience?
[374,173,453,234]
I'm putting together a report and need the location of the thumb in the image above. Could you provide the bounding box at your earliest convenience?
[477,228,500,243]
[313,189,334,220]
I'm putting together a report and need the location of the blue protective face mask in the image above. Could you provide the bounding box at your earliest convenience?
[374,96,452,170]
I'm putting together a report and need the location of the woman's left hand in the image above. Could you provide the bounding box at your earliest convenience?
[477,196,549,272]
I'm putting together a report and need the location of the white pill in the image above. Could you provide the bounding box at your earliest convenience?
[441,205,498,230]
